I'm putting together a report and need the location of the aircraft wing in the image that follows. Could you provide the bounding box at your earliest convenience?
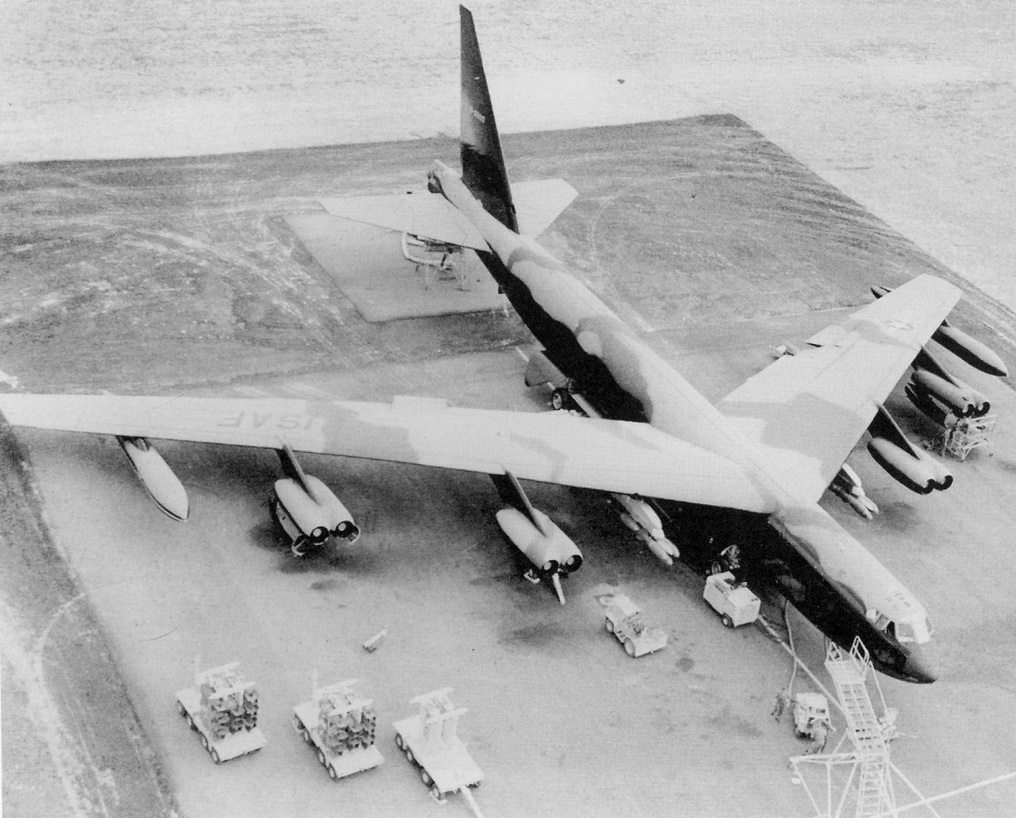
[318,179,576,249]
[718,274,962,501]
[0,394,774,515]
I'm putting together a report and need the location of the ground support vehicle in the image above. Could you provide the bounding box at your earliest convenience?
[603,594,668,657]
[393,688,484,814]
[176,662,267,764]
[292,679,383,781]
[703,571,761,627]
[793,692,831,737]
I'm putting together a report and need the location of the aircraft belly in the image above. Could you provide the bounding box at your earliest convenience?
[654,498,910,679]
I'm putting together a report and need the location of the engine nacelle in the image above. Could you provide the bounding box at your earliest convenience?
[830,464,878,520]
[496,507,582,603]
[933,324,1008,378]
[272,475,359,555]
[118,436,189,521]
[867,436,952,495]
[495,507,582,574]
[910,369,988,418]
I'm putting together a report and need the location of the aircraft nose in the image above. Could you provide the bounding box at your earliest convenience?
[903,641,940,684]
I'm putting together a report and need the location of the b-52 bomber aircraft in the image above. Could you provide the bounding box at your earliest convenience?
[0,6,1007,683]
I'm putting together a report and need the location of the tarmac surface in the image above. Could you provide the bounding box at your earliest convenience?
[3,118,1016,817]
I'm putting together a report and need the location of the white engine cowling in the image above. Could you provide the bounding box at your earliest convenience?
[910,369,988,418]
[867,437,952,495]
[495,507,583,575]
[273,476,359,548]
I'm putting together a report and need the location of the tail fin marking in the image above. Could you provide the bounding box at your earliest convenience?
[460,5,518,233]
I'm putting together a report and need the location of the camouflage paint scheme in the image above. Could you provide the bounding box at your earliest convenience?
[0,5,973,683]
[426,152,952,683]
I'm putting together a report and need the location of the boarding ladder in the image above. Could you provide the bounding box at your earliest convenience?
[824,638,896,818]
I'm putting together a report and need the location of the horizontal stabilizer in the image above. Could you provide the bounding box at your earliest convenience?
[511,179,578,237]
[319,179,575,250]
[319,192,488,250]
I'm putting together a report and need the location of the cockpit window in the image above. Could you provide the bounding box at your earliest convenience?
[892,619,932,644]
[866,609,890,632]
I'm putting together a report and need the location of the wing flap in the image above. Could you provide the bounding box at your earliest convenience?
[0,394,775,515]
[719,274,962,500]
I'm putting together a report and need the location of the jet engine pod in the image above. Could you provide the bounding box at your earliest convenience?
[495,507,583,575]
[867,437,953,495]
[272,475,359,554]
[910,369,988,418]
[118,436,189,521]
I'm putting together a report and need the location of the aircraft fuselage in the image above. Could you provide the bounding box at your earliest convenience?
[430,159,939,683]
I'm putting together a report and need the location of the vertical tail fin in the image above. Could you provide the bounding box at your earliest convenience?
[460,5,518,232]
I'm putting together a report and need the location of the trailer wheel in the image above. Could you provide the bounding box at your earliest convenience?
[317,748,327,767]
[210,748,221,765]
[186,714,197,731]
[624,639,635,657]
[722,614,734,628]
[421,768,433,786]
[328,764,338,781]
[176,701,186,717]
[200,733,209,751]
[302,728,312,744]
[430,784,444,802]
[551,388,568,411]
[604,618,615,633]
[405,746,416,764]
[395,732,405,750]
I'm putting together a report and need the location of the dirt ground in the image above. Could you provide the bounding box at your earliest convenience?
[3,116,1016,817]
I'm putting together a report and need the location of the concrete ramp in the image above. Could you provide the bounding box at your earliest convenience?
[285,213,505,322]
